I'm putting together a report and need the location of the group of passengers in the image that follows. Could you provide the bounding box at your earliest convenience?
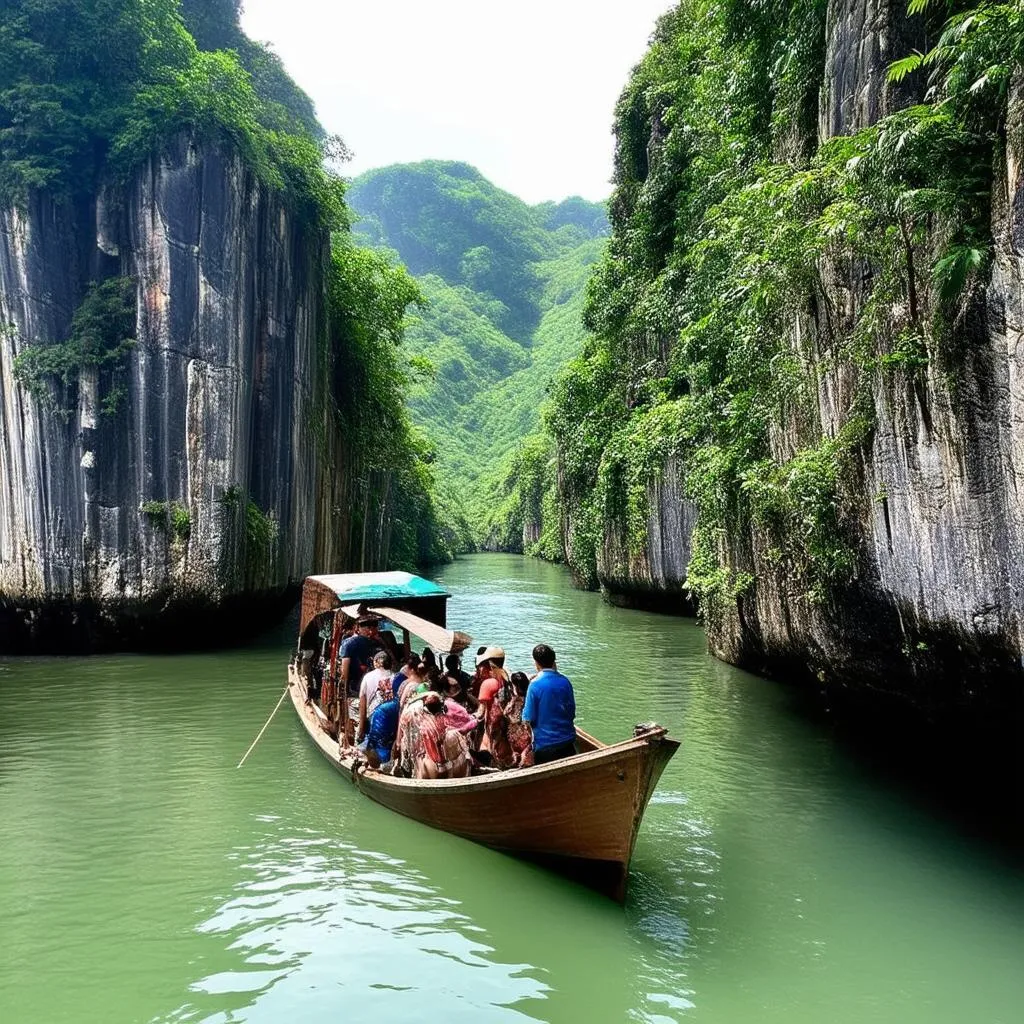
[331,616,577,780]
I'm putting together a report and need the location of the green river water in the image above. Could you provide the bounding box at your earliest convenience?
[1,553,1022,1023]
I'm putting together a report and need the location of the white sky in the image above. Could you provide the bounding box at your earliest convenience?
[240,0,673,204]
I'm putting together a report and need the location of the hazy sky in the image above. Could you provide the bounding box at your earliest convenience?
[240,0,673,204]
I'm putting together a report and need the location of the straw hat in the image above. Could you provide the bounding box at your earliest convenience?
[475,645,506,666]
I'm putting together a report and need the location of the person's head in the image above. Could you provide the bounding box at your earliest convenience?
[429,672,448,695]
[445,670,465,697]
[355,616,375,637]
[532,644,556,670]
[423,691,445,716]
[373,650,393,672]
[421,648,437,669]
[472,647,488,681]
[510,671,530,697]
[475,646,506,673]
[403,659,424,681]
[444,654,461,673]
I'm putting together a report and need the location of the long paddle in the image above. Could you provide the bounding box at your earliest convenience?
[237,683,291,768]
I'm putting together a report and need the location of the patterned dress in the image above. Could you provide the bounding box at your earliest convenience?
[396,696,470,779]
[482,692,514,770]
[504,692,534,768]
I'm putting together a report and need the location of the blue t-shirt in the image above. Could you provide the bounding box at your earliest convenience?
[339,634,378,690]
[366,698,400,762]
[523,669,576,750]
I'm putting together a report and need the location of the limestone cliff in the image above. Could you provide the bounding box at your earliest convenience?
[708,63,1024,719]
[553,0,1024,723]
[588,458,696,614]
[0,136,325,651]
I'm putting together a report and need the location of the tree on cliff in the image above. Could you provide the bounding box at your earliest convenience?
[0,0,339,226]
[543,0,1022,612]
[0,0,463,579]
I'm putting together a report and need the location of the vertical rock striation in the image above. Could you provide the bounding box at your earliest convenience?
[557,0,1024,723]
[597,457,697,612]
[702,11,1024,719]
[0,136,325,651]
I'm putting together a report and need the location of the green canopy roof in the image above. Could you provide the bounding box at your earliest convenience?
[309,571,450,604]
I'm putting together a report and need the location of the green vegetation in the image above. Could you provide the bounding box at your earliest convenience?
[347,162,607,549]
[543,0,1018,603]
[0,0,345,227]
[141,500,191,541]
[326,235,473,567]
[4,0,457,572]
[13,277,136,416]
[350,161,551,338]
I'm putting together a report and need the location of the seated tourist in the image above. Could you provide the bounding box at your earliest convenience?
[443,654,476,710]
[430,675,479,738]
[469,646,488,703]
[397,662,432,718]
[339,617,381,698]
[356,650,394,743]
[372,618,402,662]
[524,644,577,764]
[361,683,400,767]
[505,671,534,768]
[396,691,470,779]
[394,654,420,702]
[476,647,514,769]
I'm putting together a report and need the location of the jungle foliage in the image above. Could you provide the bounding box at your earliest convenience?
[347,162,608,551]
[544,0,1019,601]
[2,0,456,571]
[0,0,346,227]
[325,236,473,568]
[12,276,137,416]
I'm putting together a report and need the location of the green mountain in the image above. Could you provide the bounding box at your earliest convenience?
[346,161,607,548]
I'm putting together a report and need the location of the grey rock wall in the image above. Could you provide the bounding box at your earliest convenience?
[0,136,325,650]
[819,0,923,138]
[704,45,1024,718]
[588,4,1024,721]
[597,456,697,612]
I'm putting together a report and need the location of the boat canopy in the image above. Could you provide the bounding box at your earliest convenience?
[299,571,451,636]
[341,604,472,655]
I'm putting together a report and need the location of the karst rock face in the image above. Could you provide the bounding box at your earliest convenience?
[591,457,697,615]
[579,2,1024,721]
[0,136,326,651]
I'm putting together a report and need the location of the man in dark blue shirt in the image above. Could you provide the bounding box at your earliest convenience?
[524,643,577,764]
[339,617,381,697]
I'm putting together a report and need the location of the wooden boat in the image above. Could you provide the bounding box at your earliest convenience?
[289,571,680,902]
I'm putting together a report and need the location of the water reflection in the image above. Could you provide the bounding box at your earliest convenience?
[164,821,547,1023]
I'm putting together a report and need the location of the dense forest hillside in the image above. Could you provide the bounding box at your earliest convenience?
[0,0,452,650]
[346,162,607,548]
[537,0,1024,723]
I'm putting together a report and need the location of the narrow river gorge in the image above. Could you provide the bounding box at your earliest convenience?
[1,554,1021,1024]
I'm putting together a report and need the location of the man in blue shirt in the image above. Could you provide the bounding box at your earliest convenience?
[524,644,577,764]
[339,617,381,697]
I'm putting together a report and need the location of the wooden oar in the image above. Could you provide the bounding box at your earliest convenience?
[237,683,291,768]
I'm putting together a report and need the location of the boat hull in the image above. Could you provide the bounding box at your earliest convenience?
[287,668,679,901]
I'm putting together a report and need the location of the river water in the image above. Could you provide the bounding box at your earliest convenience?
[1,553,1022,1023]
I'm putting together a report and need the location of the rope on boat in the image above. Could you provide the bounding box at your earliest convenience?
[237,683,291,768]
